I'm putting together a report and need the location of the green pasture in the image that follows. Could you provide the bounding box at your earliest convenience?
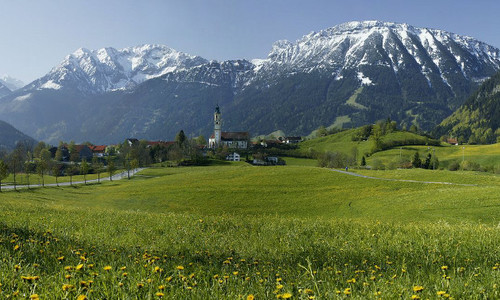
[1,164,500,298]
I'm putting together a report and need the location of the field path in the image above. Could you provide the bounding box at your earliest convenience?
[331,169,477,186]
[1,168,145,191]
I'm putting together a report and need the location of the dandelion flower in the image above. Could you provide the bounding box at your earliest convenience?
[344,288,351,295]
[76,264,84,271]
[411,295,420,300]
[77,295,87,300]
[247,295,255,300]
[176,265,184,270]
[156,292,164,298]
[282,293,292,299]
[103,266,112,271]
[30,295,39,300]
[413,286,424,293]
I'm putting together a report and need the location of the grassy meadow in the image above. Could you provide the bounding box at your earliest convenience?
[1,163,500,299]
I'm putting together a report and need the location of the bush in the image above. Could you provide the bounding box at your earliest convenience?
[317,151,355,168]
[461,160,481,171]
[448,161,460,171]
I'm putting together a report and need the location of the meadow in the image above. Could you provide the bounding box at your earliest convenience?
[1,162,500,299]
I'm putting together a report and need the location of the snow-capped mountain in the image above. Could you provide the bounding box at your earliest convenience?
[1,21,500,144]
[25,44,208,94]
[256,20,500,86]
[0,75,24,91]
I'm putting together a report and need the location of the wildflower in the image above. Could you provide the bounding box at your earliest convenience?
[282,293,292,299]
[62,284,75,291]
[76,264,84,271]
[103,266,112,271]
[247,295,255,300]
[156,292,164,298]
[65,275,72,279]
[305,289,314,295]
[411,295,420,300]
[437,291,446,296]
[14,265,21,271]
[57,256,65,261]
[233,271,239,276]
[344,288,351,295]
[14,245,20,251]
[137,283,144,288]
[77,296,87,300]
[122,272,128,277]
[30,295,39,300]
[120,266,127,271]
[441,266,448,270]
[158,285,165,290]
[347,278,356,283]
[176,265,184,270]
[154,266,162,273]
[166,276,172,282]
[413,286,424,292]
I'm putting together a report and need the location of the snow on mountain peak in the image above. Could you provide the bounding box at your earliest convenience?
[0,75,25,91]
[261,20,500,85]
[38,44,208,93]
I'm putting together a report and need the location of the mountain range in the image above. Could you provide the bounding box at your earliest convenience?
[0,120,36,151]
[1,21,499,144]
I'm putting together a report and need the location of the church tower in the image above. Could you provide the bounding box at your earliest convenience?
[214,104,222,146]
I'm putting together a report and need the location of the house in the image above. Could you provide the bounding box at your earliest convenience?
[446,138,458,145]
[126,138,139,146]
[226,152,241,161]
[75,145,93,161]
[284,136,302,144]
[208,105,249,149]
[89,145,107,157]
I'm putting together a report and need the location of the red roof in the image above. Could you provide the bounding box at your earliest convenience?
[90,145,107,152]
[221,132,249,141]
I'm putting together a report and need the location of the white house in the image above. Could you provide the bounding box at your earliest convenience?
[226,152,241,161]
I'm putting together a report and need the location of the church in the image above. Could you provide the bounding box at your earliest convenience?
[208,105,249,149]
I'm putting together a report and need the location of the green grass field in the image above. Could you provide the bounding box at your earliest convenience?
[1,164,500,299]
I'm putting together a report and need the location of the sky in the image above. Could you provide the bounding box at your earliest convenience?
[1,0,500,83]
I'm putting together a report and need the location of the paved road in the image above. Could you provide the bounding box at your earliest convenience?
[331,169,477,186]
[1,168,146,191]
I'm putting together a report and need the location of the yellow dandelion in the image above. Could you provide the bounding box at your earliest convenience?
[344,288,351,295]
[120,266,127,270]
[75,264,84,271]
[30,294,39,300]
[437,291,446,296]
[156,292,164,298]
[347,278,356,283]
[176,265,184,270]
[57,256,65,261]
[233,271,239,276]
[13,244,20,251]
[77,295,87,300]
[441,266,448,270]
[137,283,144,288]
[411,295,420,300]
[103,266,112,271]
[247,295,255,300]
[65,275,72,279]
[122,272,128,277]
[413,285,424,293]
[166,276,173,282]
[282,293,292,299]
[158,285,165,290]
[62,283,74,291]
[304,288,314,294]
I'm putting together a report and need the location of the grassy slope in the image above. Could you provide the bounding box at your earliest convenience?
[1,165,500,298]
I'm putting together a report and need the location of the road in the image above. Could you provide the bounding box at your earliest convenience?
[331,169,477,186]
[1,168,145,191]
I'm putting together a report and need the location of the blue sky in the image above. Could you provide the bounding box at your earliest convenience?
[1,0,499,83]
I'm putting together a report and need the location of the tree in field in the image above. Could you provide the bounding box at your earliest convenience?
[51,163,60,187]
[81,159,89,184]
[36,149,50,187]
[92,156,102,183]
[55,147,64,161]
[423,153,432,169]
[68,141,80,163]
[360,156,366,167]
[24,161,31,189]
[9,145,25,190]
[33,141,47,159]
[0,159,9,192]
[131,159,139,173]
[175,130,187,147]
[107,157,116,181]
[412,151,421,168]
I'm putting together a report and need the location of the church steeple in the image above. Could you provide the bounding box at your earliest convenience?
[214,104,222,146]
